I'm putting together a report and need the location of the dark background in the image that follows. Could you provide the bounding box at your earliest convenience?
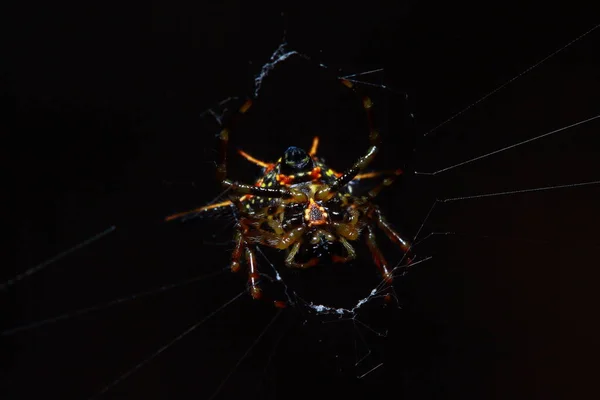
[4,1,600,399]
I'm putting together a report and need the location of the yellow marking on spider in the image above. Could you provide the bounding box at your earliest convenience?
[277,174,295,185]
[324,168,342,178]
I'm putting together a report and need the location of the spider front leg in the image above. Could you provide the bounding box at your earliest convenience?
[215,99,252,183]
[316,85,382,202]
[315,142,379,202]
[222,180,308,203]
[215,100,307,202]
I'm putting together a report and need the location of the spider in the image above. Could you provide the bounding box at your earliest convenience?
[166,78,413,303]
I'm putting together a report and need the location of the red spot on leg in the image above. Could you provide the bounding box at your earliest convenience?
[250,286,262,300]
[230,261,241,273]
[273,300,287,309]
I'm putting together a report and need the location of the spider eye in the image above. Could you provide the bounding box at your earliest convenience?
[281,146,313,173]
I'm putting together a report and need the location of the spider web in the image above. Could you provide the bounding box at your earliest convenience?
[5,4,600,400]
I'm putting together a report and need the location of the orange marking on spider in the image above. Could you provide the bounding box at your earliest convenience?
[309,136,319,156]
[309,166,322,180]
[304,198,329,227]
[340,78,353,88]
[237,149,273,169]
[239,99,253,113]
[277,174,295,185]
[230,261,241,273]
[331,254,347,263]
[354,169,403,180]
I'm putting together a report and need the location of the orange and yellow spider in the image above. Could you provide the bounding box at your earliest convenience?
[166,79,412,303]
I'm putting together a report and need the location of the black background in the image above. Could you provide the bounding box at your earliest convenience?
[4,1,600,399]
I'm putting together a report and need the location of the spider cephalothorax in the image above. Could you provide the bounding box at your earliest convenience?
[166,78,412,301]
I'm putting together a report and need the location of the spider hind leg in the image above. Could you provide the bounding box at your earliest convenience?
[230,230,263,299]
[372,208,412,254]
[365,225,394,283]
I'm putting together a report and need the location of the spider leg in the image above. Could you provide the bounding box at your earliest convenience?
[355,169,402,181]
[285,242,319,268]
[237,149,274,170]
[371,208,411,253]
[316,145,378,201]
[365,225,394,283]
[244,246,262,299]
[331,236,357,263]
[242,224,316,268]
[229,228,263,299]
[216,99,253,182]
[309,136,319,157]
[322,168,401,181]
[316,80,381,201]
[244,225,306,250]
[164,200,233,222]
[366,169,403,200]
[369,208,414,270]
[214,99,300,201]
[221,179,310,206]
[230,230,245,273]
[222,179,290,198]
